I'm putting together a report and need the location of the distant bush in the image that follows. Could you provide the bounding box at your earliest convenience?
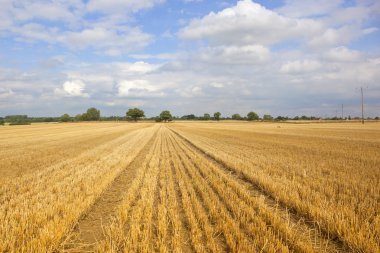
[9,121,31,125]
[60,113,71,122]
[247,111,259,121]
[6,115,31,125]
[263,114,273,121]
[232,113,242,120]
[214,112,221,121]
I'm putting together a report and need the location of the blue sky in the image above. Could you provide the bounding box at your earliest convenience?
[0,0,379,117]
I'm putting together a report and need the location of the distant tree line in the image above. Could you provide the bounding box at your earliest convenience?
[1,107,379,126]
[2,115,31,125]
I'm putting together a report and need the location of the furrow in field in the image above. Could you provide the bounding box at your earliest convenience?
[61,126,159,252]
[95,127,164,252]
[169,140,228,253]
[168,130,294,252]
[166,156,194,253]
[168,130,261,252]
[0,124,151,180]
[155,131,194,253]
[169,127,348,253]
[171,124,380,253]
[155,154,169,252]
[0,125,157,253]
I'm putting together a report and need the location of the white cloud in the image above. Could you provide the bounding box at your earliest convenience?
[0,88,14,99]
[362,27,378,35]
[12,23,58,43]
[307,26,360,48]
[86,0,165,13]
[197,45,270,65]
[210,82,224,88]
[0,1,379,118]
[55,80,89,97]
[280,60,322,75]
[117,61,158,74]
[323,46,361,62]
[39,56,65,68]
[180,0,322,46]
[325,6,371,26]
[62,27,152,53]
[117,80,165,97]
[276,0,343,18]
[180,0,379,52]
[177,86,204,98]
[0,0,158,56]
[18,25,153,56]
[16,2,77,21]
[130,53,177,60]
[2,0,83,23]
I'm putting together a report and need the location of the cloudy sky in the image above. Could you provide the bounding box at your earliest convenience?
[0,0,379,118]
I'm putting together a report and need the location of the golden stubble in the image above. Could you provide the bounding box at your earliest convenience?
[1,122,379,253]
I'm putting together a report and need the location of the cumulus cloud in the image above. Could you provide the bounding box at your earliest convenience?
[177,86,204,98]
[115,61,159,74]
[117,80,165,97]
[307,26,361,49]
[0,0,379,118]
[39,56,65,68]
[55,80,89,97]
[180,0,379,52]
[276,0,343,18]
[210,82,224,88]
[0,88,14,99]
[3,0,82,23]
[197,45,270,65]
[280,60,322,75]
[62,27,152,53]
[0,0,159,56]
[323,47,361,62]
[86,0,165,13]
[180,0,322,46]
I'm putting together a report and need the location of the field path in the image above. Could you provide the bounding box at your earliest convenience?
[168,127,349,252]
[62,127,159,252]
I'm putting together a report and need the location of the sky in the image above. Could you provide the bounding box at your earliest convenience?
[0,0,379,118]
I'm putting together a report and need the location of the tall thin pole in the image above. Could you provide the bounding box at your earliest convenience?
[341,104,344,119]
[361,87,364,124]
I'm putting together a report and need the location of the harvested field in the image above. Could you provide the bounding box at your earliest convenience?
[0,122,379,252]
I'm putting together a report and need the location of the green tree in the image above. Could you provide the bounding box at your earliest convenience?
[60,113,71,122]
[154,117,162,122]
[263,114,273,121]
[0,118,4,125]
[160,110,172,122]
[232,113,242,120]
[203,113,211,120]
[85,107,100,121]
[81,113,89,121]
[6,115,30,125]
[74,114,83,121]
[247,111,259,121]
[214,112,221,121]
[126,108,145,121]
